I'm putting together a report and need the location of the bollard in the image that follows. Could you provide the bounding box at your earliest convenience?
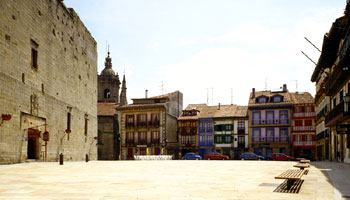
[85,154,89,162]
[59,153,64,165]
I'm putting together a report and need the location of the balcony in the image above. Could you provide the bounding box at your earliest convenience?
[137,140,147,145]
[179,128,197,135]
[292,141,316,148]
[126,140,135,146]
[316,106,328,122]
[316,130,329,141]
[136,122,148,127]
[325,32,350,96]
[251,119,289,125]
[125,122,135,128]
[182,142,196,147]
[325,101,350,127]
[150,139,160,145]
[252,136,288,142]
[266,136,274,142]
[293,112,316,118]
[149,120,160,127]
[292,126,315,132]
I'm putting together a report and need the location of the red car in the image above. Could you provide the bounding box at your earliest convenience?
[269,153,294,161]
[204,152,229,160]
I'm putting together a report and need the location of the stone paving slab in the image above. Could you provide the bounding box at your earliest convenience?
[0,161,340,199]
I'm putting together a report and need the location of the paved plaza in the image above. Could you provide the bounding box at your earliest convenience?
[0,160,349,200]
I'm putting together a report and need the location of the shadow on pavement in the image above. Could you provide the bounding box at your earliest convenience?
[273,179,303,194]
[312,161,350,199]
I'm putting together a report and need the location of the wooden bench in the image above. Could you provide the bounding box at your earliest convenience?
[275,169,304,189]
[293,163,310,170]
[299,159,310,163]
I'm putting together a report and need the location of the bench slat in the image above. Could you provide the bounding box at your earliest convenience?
[275,169,304,180]
[294,163,309,168]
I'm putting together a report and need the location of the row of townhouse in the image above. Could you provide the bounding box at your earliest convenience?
[311,2,350,163]
[177,87,315,160]
[248,85,316,158]
[178,104,248,159]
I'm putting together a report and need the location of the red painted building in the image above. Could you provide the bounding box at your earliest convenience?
[290,92,316,158]
[178,104,206,157]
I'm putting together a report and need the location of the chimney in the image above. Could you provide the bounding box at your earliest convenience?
[145,90,148,98]
[218,103,221,110]
[252,88,255,98]
[282,84,287,92]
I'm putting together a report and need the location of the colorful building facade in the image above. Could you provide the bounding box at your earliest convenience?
[290,93,316,158]
[178,104,206,157]
[248,86,293,156]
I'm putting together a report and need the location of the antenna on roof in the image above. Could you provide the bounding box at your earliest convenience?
[231,88,233,105]
[304,37,321,53]
[207,88,209,105]
[301,51,317,65]
[161,81,164,94]
[291,80,298,92]
[211,88,214,106]
[264,78,268,91]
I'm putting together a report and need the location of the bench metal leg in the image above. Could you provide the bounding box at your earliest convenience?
[286,180,296,190]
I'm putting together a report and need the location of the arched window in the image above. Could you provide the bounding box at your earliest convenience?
[271,95,283,103]
[104,89,111,98]
[256,96,268,103]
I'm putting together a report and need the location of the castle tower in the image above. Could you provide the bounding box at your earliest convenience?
[98,52,121,103]
[119,74,128,106]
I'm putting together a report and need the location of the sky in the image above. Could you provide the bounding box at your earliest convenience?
[65,0,346,108]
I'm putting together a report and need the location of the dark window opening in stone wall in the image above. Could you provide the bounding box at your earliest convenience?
[67,112,71,140]
[84,118,88,136]
[104,89,110,98]
[31,48,38,69]
[30,39,39,70]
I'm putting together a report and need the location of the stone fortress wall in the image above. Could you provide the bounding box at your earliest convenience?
[0,0,98,164]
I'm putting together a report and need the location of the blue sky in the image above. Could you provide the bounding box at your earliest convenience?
[65,0,345,107]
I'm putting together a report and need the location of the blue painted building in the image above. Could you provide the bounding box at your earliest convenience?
[198,118,214,158]
[198,106,217,158]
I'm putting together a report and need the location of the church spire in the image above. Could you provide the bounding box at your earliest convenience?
[120,74,128,106]
[101,50,115,76]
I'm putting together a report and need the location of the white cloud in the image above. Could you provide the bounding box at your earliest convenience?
[156,8,343,107]
[175,39,198,47]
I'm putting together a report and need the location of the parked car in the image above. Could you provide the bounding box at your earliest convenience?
[240,152,264,160]
[296,154,315,161]
[204,152,229,160]
[264,153,273,160]
[182,152,201,160]
[269,153,295,161]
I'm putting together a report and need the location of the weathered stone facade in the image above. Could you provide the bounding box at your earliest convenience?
[0,0,98,164]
